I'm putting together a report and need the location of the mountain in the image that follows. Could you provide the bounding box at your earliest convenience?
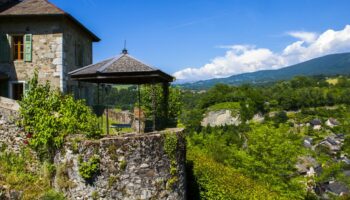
[179,53,350,90]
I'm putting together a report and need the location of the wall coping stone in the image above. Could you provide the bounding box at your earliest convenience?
[0,97,19,111]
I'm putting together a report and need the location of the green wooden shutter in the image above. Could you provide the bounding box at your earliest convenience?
[0,34,10,63]
[24,34,32,62]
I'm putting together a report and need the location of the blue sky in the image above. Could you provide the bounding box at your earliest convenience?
[51,0,350,81]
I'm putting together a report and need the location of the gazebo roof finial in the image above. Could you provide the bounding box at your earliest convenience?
[122,40,128,54]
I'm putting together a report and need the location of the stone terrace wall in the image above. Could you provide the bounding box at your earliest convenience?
[54,129,186,200]
[0,97,25,153]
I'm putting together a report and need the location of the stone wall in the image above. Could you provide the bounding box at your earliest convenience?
[62,19,93,95]
[54,129,186,200]
[0,18,64,91]
[0,97,24,153]
[0,17,94,95]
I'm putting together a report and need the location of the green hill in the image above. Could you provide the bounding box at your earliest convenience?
[180,53,350,90]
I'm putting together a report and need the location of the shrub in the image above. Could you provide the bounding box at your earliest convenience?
[19,71,101,160]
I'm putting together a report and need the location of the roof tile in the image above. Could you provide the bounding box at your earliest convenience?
[0,0,64,15]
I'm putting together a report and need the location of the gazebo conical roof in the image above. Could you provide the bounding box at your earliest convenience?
[69,51,174,84]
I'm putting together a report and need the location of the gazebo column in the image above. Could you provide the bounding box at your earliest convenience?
[162,82,170,128]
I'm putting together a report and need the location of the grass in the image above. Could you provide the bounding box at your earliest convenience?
[0,148,65,199]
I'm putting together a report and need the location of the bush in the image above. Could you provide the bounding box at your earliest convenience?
[19,71,101,160]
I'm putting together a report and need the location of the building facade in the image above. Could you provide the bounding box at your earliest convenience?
[0,0,99,101]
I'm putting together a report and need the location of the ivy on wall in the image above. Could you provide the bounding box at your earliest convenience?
[164,132,179,190]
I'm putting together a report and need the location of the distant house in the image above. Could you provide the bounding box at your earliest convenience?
[310,119,322,130]
[344,170,350,177]
[326,118,340,128]
[303,137,313,148]
[318,136,342,153]
[0,0,100,102]
[335,134,345,141]
[316,181,350,197]
[340,156,350,165]
[295,156,320,176]
[326,181,349,197]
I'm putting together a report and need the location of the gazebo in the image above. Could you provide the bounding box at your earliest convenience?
[68,49,174,134]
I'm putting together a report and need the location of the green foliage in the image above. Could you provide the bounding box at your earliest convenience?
[208,102,240,116]
[19,71,101,160]
[119,160,127,171]
[100,85,138,110]
[56,161,75,190]
[187,149,281,199]
[166,176,179,190]
[164,133,179,190]
[0,148,53,199]
[164,133,178,160]
[91,191,99,200]
[230,124,304,198]
[187,124,306,198]
[40,190,66,200]
[78,156,100,181]
[140,84,182,128]
[181,75,350,199]
[108,175,118,188]
[272,111,289,125]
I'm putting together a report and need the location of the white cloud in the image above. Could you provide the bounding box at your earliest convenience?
[287,31,318,43]
[174,25,350,82]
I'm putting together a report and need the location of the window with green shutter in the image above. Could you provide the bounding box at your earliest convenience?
[0,34,10,63]
[24,34,32,62]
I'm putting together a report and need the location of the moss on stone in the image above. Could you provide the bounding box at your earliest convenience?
[119,160,127,171]
[108,175,119,189]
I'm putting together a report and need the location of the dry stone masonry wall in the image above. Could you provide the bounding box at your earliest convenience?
[0,97,186,199]
[54,129,186,200]
[0,97,25,153]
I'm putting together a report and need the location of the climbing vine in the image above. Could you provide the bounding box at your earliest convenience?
[164,132,179,189]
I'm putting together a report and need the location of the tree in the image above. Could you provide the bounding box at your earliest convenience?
[228,124,305,198]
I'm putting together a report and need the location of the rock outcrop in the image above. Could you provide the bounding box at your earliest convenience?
[201,110,241,127]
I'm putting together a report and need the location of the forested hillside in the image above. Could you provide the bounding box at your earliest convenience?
[180,53,350,90]
[180,76,350,199]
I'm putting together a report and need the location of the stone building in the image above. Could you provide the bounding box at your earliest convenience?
[0,0,100,101]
